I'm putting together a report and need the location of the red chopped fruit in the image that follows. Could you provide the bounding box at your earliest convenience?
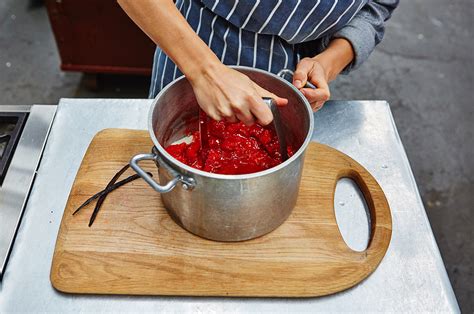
[165,120,294,175]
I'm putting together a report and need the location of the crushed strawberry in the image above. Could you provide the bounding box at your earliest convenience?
[165,120,294,175]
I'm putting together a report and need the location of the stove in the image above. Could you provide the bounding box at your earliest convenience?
[0,112,28,185]
[0,105,56,278]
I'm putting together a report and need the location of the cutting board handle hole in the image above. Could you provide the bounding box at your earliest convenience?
[334,177,371,252]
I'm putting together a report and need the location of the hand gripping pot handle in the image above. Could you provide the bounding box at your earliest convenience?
[277,69,317,89]
[130,150,195,193]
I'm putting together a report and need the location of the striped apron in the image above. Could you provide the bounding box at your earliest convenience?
[150,0,366,97]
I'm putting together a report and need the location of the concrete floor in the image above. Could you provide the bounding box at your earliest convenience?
[1,0,472,311]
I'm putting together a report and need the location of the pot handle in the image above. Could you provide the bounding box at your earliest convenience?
[130,153,185,193]
[276,69,317,89]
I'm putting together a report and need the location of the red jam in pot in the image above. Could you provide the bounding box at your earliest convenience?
[165,119,294,175]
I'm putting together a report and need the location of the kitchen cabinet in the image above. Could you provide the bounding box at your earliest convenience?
[45,0,155,75]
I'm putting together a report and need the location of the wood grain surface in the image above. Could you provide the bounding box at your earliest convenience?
[50,128,392,297]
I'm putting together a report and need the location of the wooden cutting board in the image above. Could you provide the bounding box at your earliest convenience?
[51,128,392,297]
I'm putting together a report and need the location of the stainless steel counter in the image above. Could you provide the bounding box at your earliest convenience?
[0,99,459,312]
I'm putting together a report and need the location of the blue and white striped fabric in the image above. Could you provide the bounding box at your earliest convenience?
[149,0,366,97]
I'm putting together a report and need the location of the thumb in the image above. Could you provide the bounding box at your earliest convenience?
[254,84,288,106]
[293,58,313,89]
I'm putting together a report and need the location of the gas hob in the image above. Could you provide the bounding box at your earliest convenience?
[0,112,28,185]
[0,105,56,278]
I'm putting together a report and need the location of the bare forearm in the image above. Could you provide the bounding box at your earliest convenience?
[117,0,220,81]
[119,0,287,124]
[313,38,354,81]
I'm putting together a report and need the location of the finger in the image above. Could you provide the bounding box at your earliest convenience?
[249,95,273,126]
[232,103,255,125]
[304,69,330,112]
[225,115,238,123]
[236,112,255,126]
[307,72,330,95]
[300,87,330,104]
[311,100,325,112]
[293,58,314,88]
[254,84,288,106]
[205,108,222,121]
[217,106,237,122]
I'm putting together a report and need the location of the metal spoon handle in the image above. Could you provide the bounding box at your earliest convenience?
[263,98,288,162]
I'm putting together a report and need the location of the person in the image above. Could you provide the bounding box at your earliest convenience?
[118,0,398,126]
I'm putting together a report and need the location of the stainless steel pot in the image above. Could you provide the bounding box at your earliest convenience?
[130,66,314,241]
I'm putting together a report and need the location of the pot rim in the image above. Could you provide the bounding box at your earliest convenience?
[148,65,314,180]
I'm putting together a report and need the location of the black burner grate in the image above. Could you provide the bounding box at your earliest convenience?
[0,113,28,185]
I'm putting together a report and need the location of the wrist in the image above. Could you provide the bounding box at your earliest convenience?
[313,38,354,81]
[185,55,224,85]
